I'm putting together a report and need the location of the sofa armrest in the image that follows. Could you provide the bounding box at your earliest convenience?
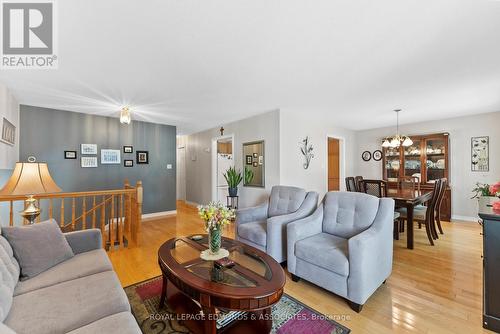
[347,198,394,305]
[266,192,318,262]
[236,201,269,225]
[286,205,323,273]
[64,229,102,254]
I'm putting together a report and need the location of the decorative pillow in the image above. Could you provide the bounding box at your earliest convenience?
[2,220,74,281]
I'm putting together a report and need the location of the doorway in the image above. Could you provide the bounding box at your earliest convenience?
[328,137,341,191]
[212,135,234,203]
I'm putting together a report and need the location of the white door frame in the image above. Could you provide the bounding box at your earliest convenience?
[325,134,346,193]
[211,134,235,202]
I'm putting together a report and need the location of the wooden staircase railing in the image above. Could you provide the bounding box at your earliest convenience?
[0,180,143,250]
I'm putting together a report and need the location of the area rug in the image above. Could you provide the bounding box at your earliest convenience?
[125,276,350,334]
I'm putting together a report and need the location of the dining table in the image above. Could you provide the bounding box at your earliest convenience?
[386,188,433,249]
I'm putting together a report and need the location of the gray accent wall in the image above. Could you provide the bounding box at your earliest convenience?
[19,105,176,215]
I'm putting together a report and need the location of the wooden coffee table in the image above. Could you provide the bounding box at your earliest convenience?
[158,235,286,334]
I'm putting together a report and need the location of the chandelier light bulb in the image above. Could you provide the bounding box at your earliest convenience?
[120,106,131,124]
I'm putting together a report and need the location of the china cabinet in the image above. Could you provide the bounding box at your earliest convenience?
[382,133,451,220]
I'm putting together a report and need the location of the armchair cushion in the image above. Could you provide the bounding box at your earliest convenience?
[237,221,267,247]
[1,220,74,281]
[322,192,379,239]
[295,233,349,276]
[268,186,306,217]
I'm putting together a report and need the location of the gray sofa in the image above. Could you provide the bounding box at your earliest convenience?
[236,185,318,263]
[0,228,141,334]
[287,191,394,312]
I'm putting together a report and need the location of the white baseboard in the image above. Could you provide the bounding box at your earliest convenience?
[142,210,177,220]
[184,200,200,207]
[451,215,478,222]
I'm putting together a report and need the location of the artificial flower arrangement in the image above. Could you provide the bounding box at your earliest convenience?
[198,202,235,255]
[471,181,500,199]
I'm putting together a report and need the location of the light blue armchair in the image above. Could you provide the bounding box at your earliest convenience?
[236,186,318,263]
[287,191,394,312]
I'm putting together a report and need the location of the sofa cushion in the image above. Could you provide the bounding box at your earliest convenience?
[2,220,74,280]
[322,192,379,239]
[0,235,20,322]
[66,312,141,334]
[0,322,16,334]
[238,221,267,247]
[268,186,306,217]
[14,249,113,296]
[295,233,349,276]
[5,271,130,334]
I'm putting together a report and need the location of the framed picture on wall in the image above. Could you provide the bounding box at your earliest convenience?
[101,149,121,164]
[81,144,97,155]
[471,136,489,171]
[258,155,264,165]
[136,151,149,164]
[0,117,15,146]
[124,159,134,167]
[64,151,77,159]
[123,145,133,153]
[372,150,383,161]
[81,156,97,168]
[253,161,258,167]
[253,153,258,158]
[246,155,252,165]
[361,151,372,161]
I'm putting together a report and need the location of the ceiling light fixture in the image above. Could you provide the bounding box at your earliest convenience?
[120,106,131,124]
[381,109,413,148]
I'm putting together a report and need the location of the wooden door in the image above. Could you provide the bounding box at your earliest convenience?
[328,138,340,191]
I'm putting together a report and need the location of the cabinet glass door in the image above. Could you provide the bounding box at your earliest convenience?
[425,138,446,183]
[385,147,400,182]
[403,140,422,181]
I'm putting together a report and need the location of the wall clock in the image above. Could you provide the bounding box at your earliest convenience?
[362,151,371,161]
[373,150,383,161]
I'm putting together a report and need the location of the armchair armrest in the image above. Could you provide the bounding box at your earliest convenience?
[236,201,269,225]
[347,198,394,305]
[266,191,319,262]
[286,205,323,273]
[64,229,102,254]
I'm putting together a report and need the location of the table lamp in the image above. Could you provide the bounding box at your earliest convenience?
[0,161,61,224]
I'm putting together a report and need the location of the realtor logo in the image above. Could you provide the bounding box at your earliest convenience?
[1,0,57,69]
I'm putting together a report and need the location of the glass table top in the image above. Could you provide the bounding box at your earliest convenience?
[170,236,272,288]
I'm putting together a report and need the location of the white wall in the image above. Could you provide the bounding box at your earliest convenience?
[185,110,280,208]
[279,110,357,200]
[0,83,19,169]
[355,111,500,221]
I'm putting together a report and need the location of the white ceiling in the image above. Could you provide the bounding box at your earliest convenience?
[1,0,500,134]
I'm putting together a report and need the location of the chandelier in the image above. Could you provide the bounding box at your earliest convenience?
[120,106,131,124]
[382,109,413,148]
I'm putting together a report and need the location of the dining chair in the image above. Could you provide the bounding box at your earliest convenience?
[361,179,387,198]
[399,176,420,192]
[434,178,448,235]
[354,176,364,192]
[345,177,357,192]
[396,179,443,246]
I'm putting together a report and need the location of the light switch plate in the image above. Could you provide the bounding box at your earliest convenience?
[167,164,173,169]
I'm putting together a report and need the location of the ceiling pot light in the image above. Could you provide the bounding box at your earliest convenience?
[120,106,131,124]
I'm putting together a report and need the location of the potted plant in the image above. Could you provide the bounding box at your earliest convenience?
[223,166,242,197]
[472,181,500,207]
[198,202,235,257]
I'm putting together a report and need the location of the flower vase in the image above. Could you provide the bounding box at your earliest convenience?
[209,227,222,255]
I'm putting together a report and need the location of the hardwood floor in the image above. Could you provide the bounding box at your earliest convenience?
[108,201,490,333]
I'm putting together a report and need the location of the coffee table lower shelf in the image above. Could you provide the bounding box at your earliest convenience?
[165,282,272,334]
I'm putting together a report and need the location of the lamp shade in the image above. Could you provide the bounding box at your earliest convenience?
[0,162,62,196]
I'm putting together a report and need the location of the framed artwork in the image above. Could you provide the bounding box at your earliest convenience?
[123,145,133,153]
[64,151,77,159]
[253,161,258,167]
[471,136,489,171]
[1,117,15,146]
[246,155,252,165]
[253,153,258,158]
[124,159,134,167]
[361,151,372,162]
[81,144,97,155]
[81,156,97,168]
[372,150,383,161]
[258,155,264,165]
[101,149,121,164]
[137,151,149,164]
